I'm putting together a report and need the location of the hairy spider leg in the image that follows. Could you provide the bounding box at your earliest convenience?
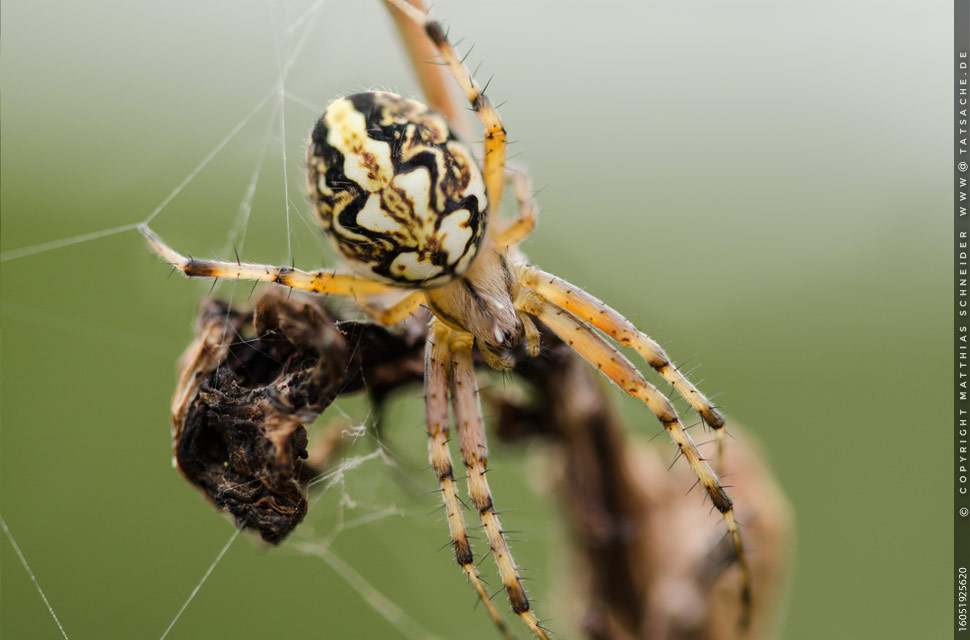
[520,267,729,468]
[384,0,507,213]
[446,329,551,640]
[516,291,752,628]
[141,225,391,298]
[425,324,513,639]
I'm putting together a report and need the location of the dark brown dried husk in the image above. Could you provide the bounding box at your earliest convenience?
[170,291,424,543]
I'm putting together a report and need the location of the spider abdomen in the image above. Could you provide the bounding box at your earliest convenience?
[307,91,487,288]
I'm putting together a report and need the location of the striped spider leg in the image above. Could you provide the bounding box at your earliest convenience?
[519,268,730,467]
[447,328,550,638]
[513,285,752,627]
[139,225,393,299]
[425,322,515,639]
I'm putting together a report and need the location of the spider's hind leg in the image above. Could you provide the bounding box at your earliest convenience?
[519,267,729,468]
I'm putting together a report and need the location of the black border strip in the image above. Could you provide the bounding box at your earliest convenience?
[955,1,969,636]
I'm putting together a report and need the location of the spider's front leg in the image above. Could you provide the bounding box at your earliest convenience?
[516,291,752,629]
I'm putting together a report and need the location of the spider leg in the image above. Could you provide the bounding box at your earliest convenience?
[517,309,541,357]
[386,0,469,139]
[358,291,426,326]
[448,331,551,640]
[383,0,507,214]
[425,322,513,639]
[494,166,538,249]
[520,266,728,468]
[516,291,752,628]
[141,225,391,298]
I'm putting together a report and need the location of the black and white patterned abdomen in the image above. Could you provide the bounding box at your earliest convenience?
[307,92,487,288]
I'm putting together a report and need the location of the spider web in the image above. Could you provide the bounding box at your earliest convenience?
[0,1,559,639]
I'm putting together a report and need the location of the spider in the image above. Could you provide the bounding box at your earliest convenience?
[140,1,750,637]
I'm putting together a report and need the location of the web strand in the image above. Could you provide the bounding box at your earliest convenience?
[0,514,70,640]
[2,0,326,265]
[0,223,140,262]
[292,543,444,640]
[0,85,273,264]
[223,101,281,257]
[284,91,323,114]
[142,91,276,227]
[269,1,294,260]
[216,100,282,341]
[157,526,242,640]
[285,0,327,37]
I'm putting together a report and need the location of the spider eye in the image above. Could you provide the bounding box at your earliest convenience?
[308,91,488,289]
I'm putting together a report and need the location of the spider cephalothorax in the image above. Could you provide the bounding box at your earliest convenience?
[141,1,751,638]
[308,91,487,288]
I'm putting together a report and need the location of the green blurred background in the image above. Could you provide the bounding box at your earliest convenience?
[0,0,950,638]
